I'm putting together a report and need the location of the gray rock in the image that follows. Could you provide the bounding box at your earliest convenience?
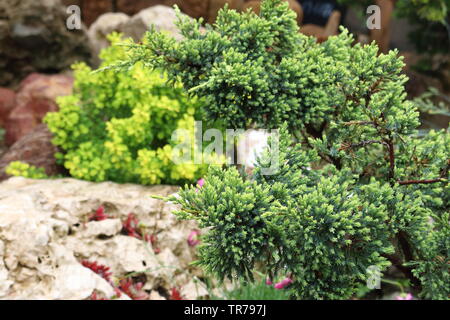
[87,5,194,67]
[121,5,188,42]
[0,0,92,87]
[88,12,130,65]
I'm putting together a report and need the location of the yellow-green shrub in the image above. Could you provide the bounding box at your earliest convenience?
[44,33,209,185]
[5,161,49,179]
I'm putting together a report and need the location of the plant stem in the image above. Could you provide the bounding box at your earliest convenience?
[398,178,446,185]
[381,278,404,293]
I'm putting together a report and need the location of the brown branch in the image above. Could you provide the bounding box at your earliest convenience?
[339,140,387,151]
[386,140,395,180]
[398,178,446,185]
[300,129,342,169]
[381,253,421,290]
[398,231,414,263]
[342,121,376,127]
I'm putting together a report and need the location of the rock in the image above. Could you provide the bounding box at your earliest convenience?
[88,12,130,63]
[172,0,243,23]
[83,219,123,237]
[63,0,159,27]
[0,124,62,181]
[49,252,117,300]
[0,88,16,127]
[71,0,244,28]
[88,6,197,66]
[121,5,187,42]
[0,177,202,299]
[180,279,209,300]
[0,0,92,87]
[4,73,73,146]
[149,290,166,300]
[117,0,162,16]
[0,240,13,297]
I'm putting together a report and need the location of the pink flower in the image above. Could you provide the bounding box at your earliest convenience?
[396,293,413,300]
[187,229,201,247]
[122,213,142,239]
[89,291,109,300]
[82,260,112,282]
[170,287,184,300]
[266,278,273,286]
[197,178,205,188]
[118,278,149,300]
[144,233,161,254]
[89,206,110,221]
[274,277,293,290]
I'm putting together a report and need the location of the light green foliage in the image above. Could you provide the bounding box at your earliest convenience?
[138,1,450,299]
[170,124,447,299]
[44,33,210,185]
[173,166,279,281]
[5,161,49,179]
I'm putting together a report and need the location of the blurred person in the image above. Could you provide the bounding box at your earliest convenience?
[296,0,346,41]
[241,0,303,24]
[242,0,346,41]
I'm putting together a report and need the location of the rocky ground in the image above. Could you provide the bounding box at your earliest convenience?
[0,177,209,300]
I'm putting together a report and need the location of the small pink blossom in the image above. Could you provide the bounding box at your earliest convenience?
[265,278,273,286]
[118,279,149,300]
[274,277,293,290]
[187,229,201,247]
[396,293,413,300]
[89,206,110,221]
[122,213,141,239]
[197,178,205,188]
[170,287,184,300]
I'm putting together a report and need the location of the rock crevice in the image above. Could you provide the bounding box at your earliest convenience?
[0,177,204,300]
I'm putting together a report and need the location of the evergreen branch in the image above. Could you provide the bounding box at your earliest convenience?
[339,140,388,151]
[342,121,376,127]
[398,178,447,185]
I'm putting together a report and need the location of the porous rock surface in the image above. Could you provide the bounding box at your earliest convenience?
[3,73,73,146]
[0,124,62,182]
[0,177,207,300]
[88,5,195,64]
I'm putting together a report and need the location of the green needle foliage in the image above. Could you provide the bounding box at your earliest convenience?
[113,0,350,131]
[119,0,448,299]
